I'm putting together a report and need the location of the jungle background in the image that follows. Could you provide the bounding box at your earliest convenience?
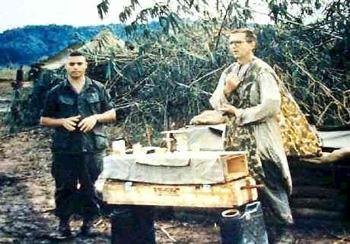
[0,0,349,242]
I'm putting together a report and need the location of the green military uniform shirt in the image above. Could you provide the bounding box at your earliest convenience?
[42,77,114,153]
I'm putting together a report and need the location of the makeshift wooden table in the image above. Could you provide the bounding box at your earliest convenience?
[100,151,258,208]
[99,150,260,243]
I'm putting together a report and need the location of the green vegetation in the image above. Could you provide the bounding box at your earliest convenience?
[3,0,349,143]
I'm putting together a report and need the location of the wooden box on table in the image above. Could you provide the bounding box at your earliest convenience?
[103,176,257,208]
[101,151,258,208]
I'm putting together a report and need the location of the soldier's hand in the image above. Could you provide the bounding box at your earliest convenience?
[78,115,98,133]
[224,73,240,96]
[61,115,81,131]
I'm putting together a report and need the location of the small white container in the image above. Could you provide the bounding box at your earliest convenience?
[132,143,143,155]
[112,140,126,155]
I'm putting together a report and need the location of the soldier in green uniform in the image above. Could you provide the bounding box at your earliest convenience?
[40,51,116,237]
[210,29,293,243]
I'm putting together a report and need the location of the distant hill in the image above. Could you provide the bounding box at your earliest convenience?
[0,24,126,66]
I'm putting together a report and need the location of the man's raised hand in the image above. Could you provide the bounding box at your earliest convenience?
[224,73,240,96]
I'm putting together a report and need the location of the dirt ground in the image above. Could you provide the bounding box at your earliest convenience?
[0,81,350,243]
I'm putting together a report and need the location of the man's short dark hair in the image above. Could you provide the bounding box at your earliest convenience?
[69,50,85,57]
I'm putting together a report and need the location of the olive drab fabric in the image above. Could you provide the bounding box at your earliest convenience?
[42,77,114,153]
[52,152,104,218]
[42,76,114,220]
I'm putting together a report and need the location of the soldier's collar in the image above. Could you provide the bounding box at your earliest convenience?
[84,77,93,87]
[62,79,70,88]
[63,77,92,88]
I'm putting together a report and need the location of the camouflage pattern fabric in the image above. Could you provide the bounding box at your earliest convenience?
[211,61,321,158]
[224,60,266,183]
[223,58,294,225]
[224,118,265,184]
[277,81,321,157]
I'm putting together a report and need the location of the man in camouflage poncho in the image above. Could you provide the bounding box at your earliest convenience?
[210,28,293,242]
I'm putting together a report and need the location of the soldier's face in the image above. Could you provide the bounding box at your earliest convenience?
[65,56,87,79]
[228,33,255,60]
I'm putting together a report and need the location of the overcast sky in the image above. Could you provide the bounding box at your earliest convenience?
[0,0,273,33]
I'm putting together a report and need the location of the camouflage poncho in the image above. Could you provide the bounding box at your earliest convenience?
[210,57,292,193]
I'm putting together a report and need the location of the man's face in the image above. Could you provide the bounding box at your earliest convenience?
[65,55,87,79]
[228,33,256,60]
